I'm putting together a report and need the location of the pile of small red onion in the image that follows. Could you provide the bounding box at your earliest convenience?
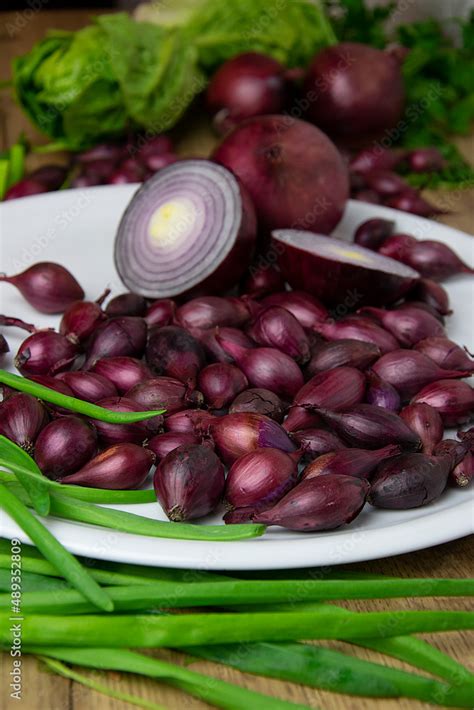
[0,220,472,531]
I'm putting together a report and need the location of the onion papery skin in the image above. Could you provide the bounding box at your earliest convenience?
[411,380,474,427]
[400,403,444,455]
[229,388,284,422]
[15,332,78,376]
[114,160,257,298]
[0,393,49,454]
[213,115,348,235]
[272,230,419,308]
[247,305,311,363]
[210,412,296,466]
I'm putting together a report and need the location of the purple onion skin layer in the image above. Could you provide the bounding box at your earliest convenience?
[316,404,422,451]
[127,377,202,415]
[0,393,49,454]
[359,306,444,347]
[210,412,296,466]
[353,218,394,251]
[146,326,206,387]
[105,293,147,317]
[15,332,78,376]
[145,299,176,327]
[254,475,369,531]
[450,451,473,488]
[154,443,225,521]
[408,279,451,316]
[306,339,381,376]
[313,317,399,355]
[56,372,118,403]
[397,300,444,324]
[247,306,311,363]
[92,397,163,447]
[261,291,328,329]
[198,363,248,410]
[60,444,154,490]
[225,448,299,511]
[213,115,348,235]
[414,337,474,373]
[147,432,200,462]
[60,299,107,345]
[372,349,470,401]
[291,428,346,461]
[164,409,216,436]
[28,375,74,415]
[369,453,451,509]
[175,296,250,331]
[400,403,444,456]
[379,239,473,281]
[302,444,401,481]
[224,506,262,524]
[84,317,147,368]
[34,416,98,480]
[458,427,474,450]
[411,380,474,427]
[196,327,255,365]
[229,388,284,422]
[241,263,285,298]
[365,371,401,412]
[433,439,468,469]
[0,262,84,314]
[91,357,152,395]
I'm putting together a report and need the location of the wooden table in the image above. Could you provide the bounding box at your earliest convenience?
[0,10,473,710]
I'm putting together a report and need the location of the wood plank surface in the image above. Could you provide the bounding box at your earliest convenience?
[0,9,473,710]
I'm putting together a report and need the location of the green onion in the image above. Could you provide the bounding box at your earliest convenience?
[185,642,474,707]
[33,647,312,710]
[4,575,474,615]
[0,160,9,199]
[0,568,72,594]
[0,484,113,612]
[0,435,50,515]
[4,607,474,648]
[7,143,26,188]
[40,657,169,710]
[0,370,165,422]
[5,483,265,541]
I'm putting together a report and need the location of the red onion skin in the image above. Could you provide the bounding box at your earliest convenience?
[56,371,118,403]
[146,325,206,387]
[0,393,49,454]
[145,299,176,327]
[176,297,250,331]
[84,317,147,368]
[385,193,442,218]
[377,233,417,260]
[15,331,78,376]
[365,371,401,412]
[283,407,322,433]
[353,218,394,251]
[0,334,9,356]
[60,443,154,489]
[224,506,262,524]
[0,263,84,314]
[408,279,451,316]
[316,404,422,451]
[34,416,98,480]
[24,375,74,416]
[411,380,474,427]
[306,339,381,376]
[415,337,474,373]
[225,448,299,510]
[229,388,284,422]
[147,432,199,462]
[433,439,468,469]
[261,291,328,329]
[154,443,225,521]
[458,427,474,450]
[350,147,407,175]
[359,306,444,347]
[127,377,202,415]
[210,412,296,466]
[291,428,346,461]
[254,475,369,531]
[372,349,470,401]
[198,363,248,410]
[399,404,444,456]
[60,299,107,345]
[369,453,451,509]
[105,293,147,318]
[450,451,473,488]
[198,327,255,364]
[304,43,405,142]
[247,306,311,363]
[397,300,444,324]
[92,396,163,447]
[303,444,401,481]
[91,357,152,395]
[313,316,399,354]
[380,239,473,281]
[164,409,216,436]
[241,263,285,298]
[365,171,410,196]
[213,115,348,235]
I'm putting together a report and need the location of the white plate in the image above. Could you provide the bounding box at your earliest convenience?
[0,187,473,570]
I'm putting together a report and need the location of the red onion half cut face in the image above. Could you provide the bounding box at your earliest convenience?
[114,160,257,299]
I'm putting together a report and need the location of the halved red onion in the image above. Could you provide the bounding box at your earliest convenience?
[272,231,419,308]
[114,160,257,298]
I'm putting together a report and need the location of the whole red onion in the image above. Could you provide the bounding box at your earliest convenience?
[359,306,444,347]
[313,316,399,354]
[146,326,206,387]
[306,339,380,375]
[408,279,451,316]
[350,147,407,175]
[303,444,400,481]
[400,403,444,455]
[199,327,255,364]
[105,293,147,317]
[0,393,49,453]
[247,306,310,363]
[378,233,417,260]
[127,377,202,415]
[241,263,285,298]
[28,375,74,415]
[147,432,200,462]
[353,218,394,251]
[91,357,152,395]
[60,443,154,489]
[176,296,250,331]
[0,262,84,314]
[254,475,369,531]
[92,396,163,446]
[154,443,225,521]
[365,371,401,412]
[164,409,216,436]
[385,192,442,218]
[210,412,295,466]
[369,453,451,509]
[411,380,474,427]
[379,238,473,281]
[60,296,107,345]
[84,317,147,368]
[291,428,346,460]
[415,337,474,373]
[198,363,248,410]
[145,299,176,327]
[433,439,468,469]
[225,448,299,511]
[34,416,97,480]
[229,388,284,422]
[261,291,327,329]
[56,371,118,403]
[15,331,78,376]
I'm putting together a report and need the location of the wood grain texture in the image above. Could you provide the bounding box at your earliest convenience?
[0,9,473,710]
